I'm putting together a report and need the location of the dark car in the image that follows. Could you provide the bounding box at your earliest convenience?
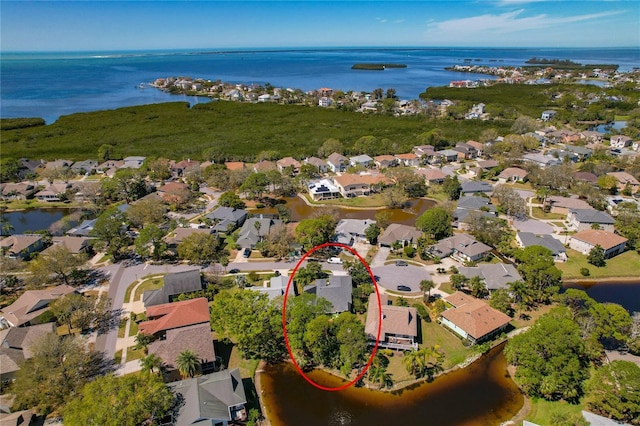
[395,260,408,266]
[396,285,411,292]
[243,248,251,258]
[228,268,240,274]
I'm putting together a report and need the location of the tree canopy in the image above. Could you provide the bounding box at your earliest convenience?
[415,206,453,240]
[585,361,640,425]
[295,214,336,251]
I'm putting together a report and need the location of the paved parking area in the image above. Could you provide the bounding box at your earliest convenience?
[371,264,431,293]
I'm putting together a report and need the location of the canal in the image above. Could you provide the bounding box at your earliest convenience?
[261,344,523,426]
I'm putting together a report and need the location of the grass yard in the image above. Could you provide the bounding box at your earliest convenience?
[558,249,640,280]
[438,280,456,294]
[526,398,585,425]
[118,319,126,338]
[511,304,554,329]
[128,320,139,337]
[420,320,472,369]
[530,207,566,220]
[114,349,122,364]
[126,346,145,362]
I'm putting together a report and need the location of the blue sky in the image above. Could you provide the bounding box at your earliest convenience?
[1,1,638,51]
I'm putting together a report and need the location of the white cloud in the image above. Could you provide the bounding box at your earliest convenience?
[394,19,406,24]
[376,17,388,24]
[426,9,623,35]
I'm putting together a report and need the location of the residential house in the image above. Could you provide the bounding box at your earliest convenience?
[607,171,640,194]
[453,142,478,159]
[573,171,598,185]
[349,155,374,168]
[252,160,277,173]
[476,160,500,171]
[579,131,604,144]
[454,195,497,230]
[164,228,213,248]
[332,173,388,198]
[373,155,397,169]
[258,93,271,102]
[96,159,125,177]
[34,182,71,202]
[466,141,485,157]
[498,167,528,183]
[458,263,523,291]
[143,270,203,308]
[0,235,45,260]
[395,153,420,167]
[569,230,627,259]
[18,158,45,179]
[567,208,615,232]
[304,157,328,174]
[434,149,460,164]
[44,159,73,172]
[546,195,593,215]
[303,276,352,313]
[1,182,36,200]
[378,224,422,247]
[416,168,447,185]
[43,236,91,255]
[205,207,248,233]
[236,217,283,249]
[0,408,36,426]
[224,161,246,171]
[522,153,562,168]
[0,285,76,328]
[460,181,493,195]
[428,234,493,263]
[365,293,418,351]
[139,298,215,372]
[541,110,557,121]
[326,153,349,173]
[610,135,632,149]
[171,159,200,178]
[249,274,295,301]
[122,156,146,169]
[307,179,341,201]
[334,219,376,245]
[516,232,567,262]
[439,292,511,344]
[547,149,579,163]
[563,145,592,161]
[0,323,55,383]
[168,368,247,426]
[157,181,190,204]
[318,97,333,107]
[276,157,301,175]
[66,219,97,237]
[412,145,436,162]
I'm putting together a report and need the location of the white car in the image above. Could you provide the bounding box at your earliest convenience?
[327,257,343,264]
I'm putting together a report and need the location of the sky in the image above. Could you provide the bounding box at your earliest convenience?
[1,1,639,51]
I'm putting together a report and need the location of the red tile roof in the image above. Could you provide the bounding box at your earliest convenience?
[441,292,511,340]
[139,298,210,336]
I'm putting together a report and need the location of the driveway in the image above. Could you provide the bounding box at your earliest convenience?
[511,217,554,235]
[371,263,431,293]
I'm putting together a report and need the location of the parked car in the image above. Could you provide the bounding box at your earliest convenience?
[396,285,411,292]
[327,257,343,264]
[243,248,251,258]
[395,260,408,266]
[228,268,240,274]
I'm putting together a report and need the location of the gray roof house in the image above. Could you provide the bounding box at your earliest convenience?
[168,368,247,426]
[0,323,55,382]
[454,195,497,228]
[143,269,203,308]
[205,207,248,233]
[236,217,283,249]
[349,154,374,168]
[458,263,523,291]
[304,276,352,313]
[248,275,295,300]
[334,219,376,245]
[460,181,493,195]
[567,208,615,232]
[429,234,493,263]
[516,232,567,262]
[327,153,348,173]
[378,223,422,247]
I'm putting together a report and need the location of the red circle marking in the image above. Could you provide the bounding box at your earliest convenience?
[281,242,382,391]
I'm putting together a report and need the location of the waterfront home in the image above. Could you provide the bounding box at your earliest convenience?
[327,153,349,173]
[307,179,341,201]
[334,219,376,245]
[205,207,248,233]
[0,182,36,200]
[516,232,567,262]
[567,208,615,232]
[439,292,511,344]
[349,154,374,168]
[610,135,632,149]
[236,217,283,249]
[374,155,397,169]
[579,130,604,144]
[378,223,422,248]
[460,181,493,195]
[395,153,420,167]
[168,368,247,426]
[303,276,352,313]
[0,323,55,383]
[428,234,493,263]
[454,196,497,230]
[34,182,71,202]
[0,285,76,328]
[0,234,45,260]
[365,293,418,351]
[458,263,523,291]
[276,157,301,175]
[304,157,328,174]
[332,173,388,198]
[607,171,640,194]
[66,219,97,237]
[498,167,528,183]
[569,230,627,259]
[416,168,447,185]
[248,274,295,300]
[139,298,215,373]
[143,269,203,308]
[96,159,125,177]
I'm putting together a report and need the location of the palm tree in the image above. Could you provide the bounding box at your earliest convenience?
[420,345,444,381]
[419,280,435,302]
[176,350,200,379]
[402,350,424,378]
[141,353,163,374]
[134,333,154,355]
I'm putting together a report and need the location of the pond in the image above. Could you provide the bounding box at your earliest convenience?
[1,208,79,235]
[564,281,640,313]
[590,120,627,133]
[261,344,523,426]
[251,196,435,226]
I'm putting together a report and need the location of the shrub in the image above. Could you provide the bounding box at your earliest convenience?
[247,271,259,282]
[403,245,416,258]
[580,267,590,277]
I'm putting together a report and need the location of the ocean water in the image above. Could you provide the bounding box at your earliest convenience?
[1,47,638,124]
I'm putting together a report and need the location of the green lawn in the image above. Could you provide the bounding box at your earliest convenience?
[114,349,123,364]
[126,346,145,362]
[117,320,126,338]
[122,275,164,304]
[530,207,566,220]
[438,280,456,294]
[558,249,640,279]
[420,320,472,369]
[132,278,164,302]
[526,398,585,425]
[128,320,139,337]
